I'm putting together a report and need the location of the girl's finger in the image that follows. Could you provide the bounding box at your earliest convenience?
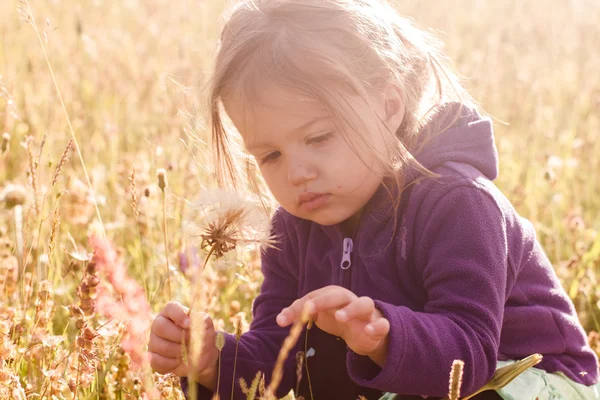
[148,351,181,375]
[161,301,190,328]
[148,334,184,358]
[152,315,187,343]
[302,287,355,315]
[277,286,353,327]
[364,317,390,338]
[335,296,375,322]
[276,298,315,327]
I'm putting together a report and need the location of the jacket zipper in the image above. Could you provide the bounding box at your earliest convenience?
[340,237,353,288]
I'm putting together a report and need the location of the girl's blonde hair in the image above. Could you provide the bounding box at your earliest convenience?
[208,0,478,211]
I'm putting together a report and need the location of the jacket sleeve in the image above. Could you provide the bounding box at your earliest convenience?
[346,186,509,397]
[181,209,302,399]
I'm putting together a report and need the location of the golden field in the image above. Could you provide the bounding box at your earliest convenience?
[0,0,599,398]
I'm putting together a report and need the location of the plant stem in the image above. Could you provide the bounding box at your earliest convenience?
[230,338,240,400]
[304,325,314,400]
[161,188,171,298]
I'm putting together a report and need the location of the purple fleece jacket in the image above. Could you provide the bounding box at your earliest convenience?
[182,103,599,399]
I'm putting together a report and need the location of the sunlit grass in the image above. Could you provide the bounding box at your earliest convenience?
[0,0,599,398]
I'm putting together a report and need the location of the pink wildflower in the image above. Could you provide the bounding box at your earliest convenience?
[89,234,152,368]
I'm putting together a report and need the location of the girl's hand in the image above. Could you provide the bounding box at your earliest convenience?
[148,301,218,389]
[276,285,390,365]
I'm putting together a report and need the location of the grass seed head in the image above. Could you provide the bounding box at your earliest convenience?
[215,331,225,351]
[448,359,464,400]
[51,139,73,187]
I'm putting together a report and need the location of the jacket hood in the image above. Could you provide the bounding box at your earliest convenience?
[412,102,498,181]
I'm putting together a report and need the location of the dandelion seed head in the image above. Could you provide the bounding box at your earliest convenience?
[0,184,28,209]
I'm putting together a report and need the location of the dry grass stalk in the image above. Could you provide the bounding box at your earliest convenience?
[295,351,304,395]
[13,205,23,276]
[129,167,139,220]
[257,373,266,399]
[239,377,248,395]
[67,293,99,396]
[264,307,311,400]
[157,168,171,298]
[24,136,40,216]
[230,316,243,400]
[303,319,314,400]
[48,205,60,267]
[215,331,225,395]
[19,0,110,270]
[21,271,33,315]
[448,360,464,400]
[238,371,262,400]
[188,271,207,400]
[51,139,73,187]
[0,234,18,302]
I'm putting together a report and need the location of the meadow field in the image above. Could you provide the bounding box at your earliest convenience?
[0,0,599,398]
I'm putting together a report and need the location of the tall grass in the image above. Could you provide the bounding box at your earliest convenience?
[0,0,599,398]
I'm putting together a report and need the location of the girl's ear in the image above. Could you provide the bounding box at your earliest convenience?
[382,83,405,133]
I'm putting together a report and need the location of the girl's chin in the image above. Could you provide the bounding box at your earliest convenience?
[301,210,355,227]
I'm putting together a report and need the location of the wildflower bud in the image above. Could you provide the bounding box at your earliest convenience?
[68,378,76,393]
[69,305,85,320]
[76,336,87,348]
[118,348,130,366]
[85,275,100,287]
[0,321,10,335]
[75,319,85,330]
[230,300,241,314]
[83,326,98,341]
[157,169,167,191]
[80,297,95,316]
[86,261,96,275]
[1,133,9,153]
[0,370,11,384]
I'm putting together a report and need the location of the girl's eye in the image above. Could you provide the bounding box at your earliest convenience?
[308,132,334,145]
[260,151,280,165]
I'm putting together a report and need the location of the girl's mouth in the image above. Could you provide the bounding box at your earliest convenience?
[298,192,331,211]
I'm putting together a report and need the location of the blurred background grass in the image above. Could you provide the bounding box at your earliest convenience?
[0,0,599,398]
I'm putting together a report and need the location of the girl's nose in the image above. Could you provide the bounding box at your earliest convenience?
[287,161,316,187]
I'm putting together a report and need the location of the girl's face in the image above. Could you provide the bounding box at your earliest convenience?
[224,84,402,227]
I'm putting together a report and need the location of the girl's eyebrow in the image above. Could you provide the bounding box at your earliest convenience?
[247,116,330,152]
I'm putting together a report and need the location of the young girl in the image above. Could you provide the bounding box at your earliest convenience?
[148,0,600,399]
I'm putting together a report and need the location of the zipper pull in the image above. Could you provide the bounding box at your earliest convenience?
[340,237,353,270]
